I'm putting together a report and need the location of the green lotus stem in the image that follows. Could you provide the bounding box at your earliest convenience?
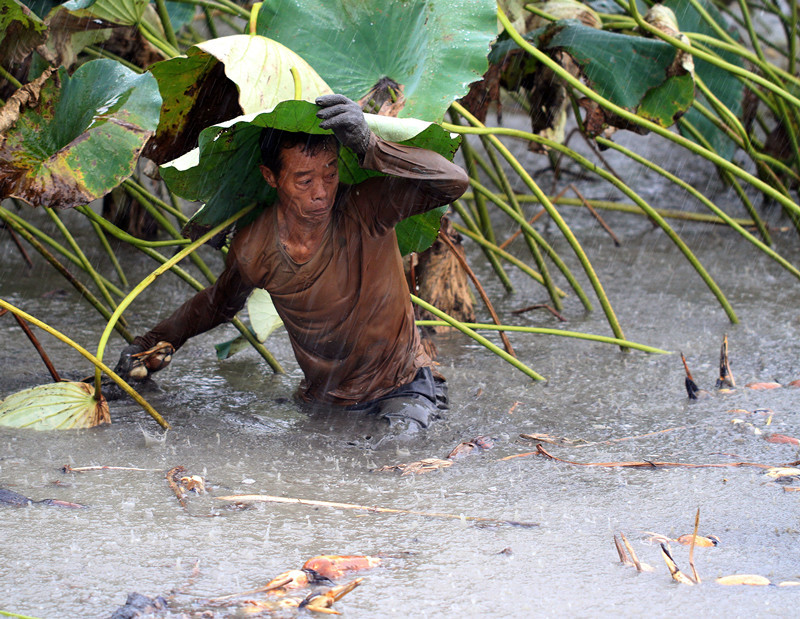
[0,208,134,342]
[202,7,219,38]
[447,104,612,328]
[447,112,622,329]
[466,176,591,310]
[524,4,558,23]
[687,0,739,47]
[497,6,800,221]
[125,178,187,223]
[154,0,179,50]
[135,246,284,373]
[76,205,191,248]
[685,34,800,90]
[476,129,562,311]
[249,2,261,35]
[451,222,566,296]
[84,46,142,73]
[450,199,516,293]
[626,1,800,111]
[791,0,798,75]
[461,193,755,226]
[45,208,121,315]
[170,0,240,18]
[94,205,256,393]
[736,0,800,174]
[88,217,128,288]
[415,321,670,354]
[0,299,168,429]
[596,136,800,281]
[290,66,301,99]
[691,90,796,195]
[1,207,124,297]
[446,121,738,324]
[676,116,772,238]
[0,610,42,619]
[694,75,750,151]
[211,0,250,19]
[0,64,22,89]
[123,181,216,283]
[447,112,514,292]
[449,112,498,240]
[410,295,545,381]
[138,21,180,58]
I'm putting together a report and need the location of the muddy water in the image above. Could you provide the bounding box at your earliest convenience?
[2,123,800,617]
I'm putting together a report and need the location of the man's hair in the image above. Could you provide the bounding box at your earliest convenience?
[259,129,339,174]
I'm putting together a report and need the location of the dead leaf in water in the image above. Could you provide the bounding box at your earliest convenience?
[374,458,453,475]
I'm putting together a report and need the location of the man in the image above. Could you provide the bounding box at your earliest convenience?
[116,95,469,430]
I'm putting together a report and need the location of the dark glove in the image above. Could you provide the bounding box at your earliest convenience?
[114,344,147,381]
[315,94,372,157]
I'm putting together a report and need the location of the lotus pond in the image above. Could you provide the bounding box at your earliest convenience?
[2,123,800,617]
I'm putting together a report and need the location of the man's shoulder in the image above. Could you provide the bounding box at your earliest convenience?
[229,208,275,274]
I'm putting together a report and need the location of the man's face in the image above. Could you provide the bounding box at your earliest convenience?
[260,144,339,224]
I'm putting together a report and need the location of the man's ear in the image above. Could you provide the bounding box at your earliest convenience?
[260,164,278,189]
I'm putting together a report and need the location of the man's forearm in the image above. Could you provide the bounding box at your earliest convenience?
[133,265,253,352]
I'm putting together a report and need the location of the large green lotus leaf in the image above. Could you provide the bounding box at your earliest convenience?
[0,382,110,430]
[0,59,161,208]
[62,0,147,25]
[256,0,497,122]
[0,0,47,67]
[664,0,742,159]
[545,21,693,120]
[161,99,461,254]
[144,34,333,165]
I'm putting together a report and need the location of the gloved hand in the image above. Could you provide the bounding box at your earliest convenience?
[114,343,147,381]
[315,94,372,157]
[113,341,175,382]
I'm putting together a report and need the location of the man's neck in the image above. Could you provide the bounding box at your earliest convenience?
[276,203,331,263]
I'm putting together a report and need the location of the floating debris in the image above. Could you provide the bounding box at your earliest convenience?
[0,487,86,509]
[375,436,495,475]
[715,574,771,586]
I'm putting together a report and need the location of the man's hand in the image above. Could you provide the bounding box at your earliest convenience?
[315,94,372,157]
[114,341,174,382]
[114,344,147,381]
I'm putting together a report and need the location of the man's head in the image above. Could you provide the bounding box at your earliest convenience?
[259,129,341,224]
[259,129,339,176]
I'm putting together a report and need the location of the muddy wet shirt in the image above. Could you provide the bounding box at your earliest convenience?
[135,137,469,405]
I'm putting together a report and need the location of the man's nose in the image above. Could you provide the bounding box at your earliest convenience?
[311,178,328,200]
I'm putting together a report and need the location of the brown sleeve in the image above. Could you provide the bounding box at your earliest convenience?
[355,135,469,234]
[133,250,254,352]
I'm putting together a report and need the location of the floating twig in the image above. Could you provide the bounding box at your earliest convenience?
[208,577,293,602]
[62,464,163,473]
[532,444,778,469]
[506,425,692,459]
[510,303,567,321]
[438,230,515,357]
[9,313,61,382]
[570,183,621,247]
[620,532,642,572]
[213,494,538,527]
[614,534,633,566]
